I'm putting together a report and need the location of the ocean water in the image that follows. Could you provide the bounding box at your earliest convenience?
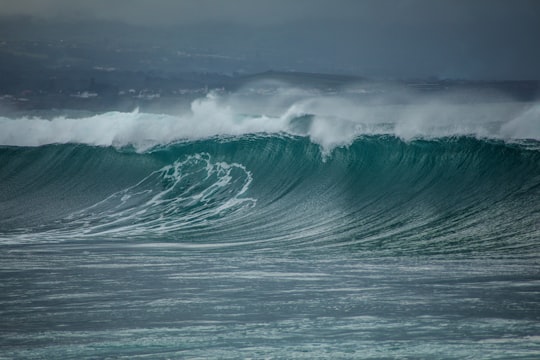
[1,88,540,358]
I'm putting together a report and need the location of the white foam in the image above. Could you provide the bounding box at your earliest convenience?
[0,89,538,152]
[0,153,256,243]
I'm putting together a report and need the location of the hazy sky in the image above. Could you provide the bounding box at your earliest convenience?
[1,0,539,79]
[2,0,538,27]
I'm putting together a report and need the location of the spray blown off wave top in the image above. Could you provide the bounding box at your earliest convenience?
[1,87,540,150]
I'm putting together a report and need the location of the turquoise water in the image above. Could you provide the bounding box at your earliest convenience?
[1,96,540,358]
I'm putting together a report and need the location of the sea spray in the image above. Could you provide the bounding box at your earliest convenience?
[0,88,537,153]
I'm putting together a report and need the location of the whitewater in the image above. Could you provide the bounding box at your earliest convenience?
[1,88,540,150]
[1,86,540,358]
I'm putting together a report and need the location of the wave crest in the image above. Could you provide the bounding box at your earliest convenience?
[0,90,538,152]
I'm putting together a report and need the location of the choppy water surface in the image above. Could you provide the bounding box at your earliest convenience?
[2,246,540,359]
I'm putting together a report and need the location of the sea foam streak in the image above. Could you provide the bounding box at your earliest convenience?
[0,88,538,152]
[0,153,255,243]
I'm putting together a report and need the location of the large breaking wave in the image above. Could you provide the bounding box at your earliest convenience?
[0,89,539,256]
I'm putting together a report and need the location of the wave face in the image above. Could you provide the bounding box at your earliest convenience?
[1,133,539,256]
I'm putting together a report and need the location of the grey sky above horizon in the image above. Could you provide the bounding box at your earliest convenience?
[1,0,538,26]
[1,0,539,79]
